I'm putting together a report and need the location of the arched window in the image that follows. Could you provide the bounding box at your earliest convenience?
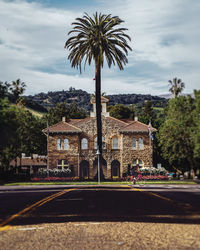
[81,138,88,150]
[133,159,144,168]
[57,138,62,150]
[139,138,143,149]
[132,138,136,149]
[64,138,69,150]
[94,136,106,149]
[112,137,118,149]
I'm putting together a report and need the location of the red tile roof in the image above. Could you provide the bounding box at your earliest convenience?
[106,117,128,128]
[43,116,156,133]
[120,119,136,124]
[119,121,157,133]
[43,121,82,133]
[67,117,95,126]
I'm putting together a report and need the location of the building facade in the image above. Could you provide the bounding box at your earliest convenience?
[45,97,156,180]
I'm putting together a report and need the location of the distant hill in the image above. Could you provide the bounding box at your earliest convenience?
[25,88,167,112]
[158,93,194,99]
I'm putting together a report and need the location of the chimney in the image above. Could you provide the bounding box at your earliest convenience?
[134,116,138,121]
[62,117,66,122]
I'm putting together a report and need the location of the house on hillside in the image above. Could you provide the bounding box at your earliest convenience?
[44,96,156,180]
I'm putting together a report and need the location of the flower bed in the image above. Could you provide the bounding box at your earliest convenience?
[31,176,80,182]
[124,174,169,181]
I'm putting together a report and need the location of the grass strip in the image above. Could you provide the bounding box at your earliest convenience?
[4,180,197,186]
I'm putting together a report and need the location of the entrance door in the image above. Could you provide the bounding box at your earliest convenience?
[80,160,89,179]
[111,160,120,178]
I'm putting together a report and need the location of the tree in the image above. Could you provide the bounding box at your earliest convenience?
[139,100,156,125]
[108,104,131,119]
[168,77,185,98]
[129,104,135,120]
[0,81,10,99]
[0,98,47,173]
[65,12,132,158]
[158,96,195,175]
[9,79,26,103]
[46,102,87,125]
[192,90,200,171]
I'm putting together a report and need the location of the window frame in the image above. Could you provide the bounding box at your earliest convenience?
[94,136,106,150]
[112,137,119,149]
[64,138,69,150]
[138,137,144,150]
[57,138,62,150]
[57,159,69,170]
[133,159,144,168]
[81,138,88,150]
[132,138,137,150]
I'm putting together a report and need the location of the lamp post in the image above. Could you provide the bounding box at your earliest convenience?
[96,147,100,185]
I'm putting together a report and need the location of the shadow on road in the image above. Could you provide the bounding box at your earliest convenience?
[7,188,200,226]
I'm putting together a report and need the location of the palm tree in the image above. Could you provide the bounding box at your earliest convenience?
[65,12,132,157]
[9,79,26,103]
[169,77,185,98]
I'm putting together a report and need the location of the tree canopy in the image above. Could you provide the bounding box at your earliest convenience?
[158,95,197,174]
[65,12,132,158]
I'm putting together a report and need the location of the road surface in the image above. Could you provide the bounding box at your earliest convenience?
[0,184,200,249]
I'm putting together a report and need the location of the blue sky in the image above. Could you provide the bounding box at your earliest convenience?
[0,0,200,96]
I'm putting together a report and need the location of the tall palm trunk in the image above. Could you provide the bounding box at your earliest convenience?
[95,59,102,155]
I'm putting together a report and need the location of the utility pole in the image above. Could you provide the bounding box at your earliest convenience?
[96,147,100,184]
[47,121,49,178]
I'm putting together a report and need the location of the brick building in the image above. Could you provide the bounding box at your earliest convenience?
[44,96,156,180]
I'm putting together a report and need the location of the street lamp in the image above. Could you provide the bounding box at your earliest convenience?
[96,148,100,185]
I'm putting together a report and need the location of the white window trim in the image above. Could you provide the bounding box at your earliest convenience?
[138,138,144,150]
[64,138,69,150]
[57,138,62,150]
[112,137,119,149]
[57,160,69,170]
[132,138,137,150]
[133,159,144,168]
[81,138,88,150]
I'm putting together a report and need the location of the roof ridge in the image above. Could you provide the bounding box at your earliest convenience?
[122,120,136,128]
[136,120,149,127]
[108,116,129,125]
[69,117,94,125]
[48,121,63,129]
[63,121,82,131]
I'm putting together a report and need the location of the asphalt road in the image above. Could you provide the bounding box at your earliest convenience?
[0,184,200,249]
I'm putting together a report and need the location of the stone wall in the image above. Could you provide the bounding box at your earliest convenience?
[48,115,154,179]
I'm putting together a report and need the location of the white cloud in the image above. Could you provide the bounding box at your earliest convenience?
[0,0,200,96]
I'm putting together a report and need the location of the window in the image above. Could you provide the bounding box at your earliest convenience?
[64,138,69,150]
[133,159,144,168]
[112,137,118,149]
[57,160,68,170]
[81,138,88,150]
[57,138,62,150]
[94,136,106,149]
[139,138,143,149]
[132,138,136,149]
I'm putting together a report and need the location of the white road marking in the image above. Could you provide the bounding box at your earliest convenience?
[18,227,44,231]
